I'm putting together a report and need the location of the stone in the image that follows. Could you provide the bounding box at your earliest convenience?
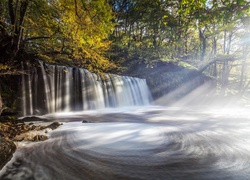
[33,135,48,141]
[0,132,4,137]
[0,138,16,170]
[46,122,61,130]
[13,135,25,142]
[21,116,47,122]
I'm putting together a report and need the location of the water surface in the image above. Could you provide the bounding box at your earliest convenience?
[1,106,250,180]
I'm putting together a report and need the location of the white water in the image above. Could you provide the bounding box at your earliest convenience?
[1,105,250,180]
[21,62,152,116]
[14,62,250,179]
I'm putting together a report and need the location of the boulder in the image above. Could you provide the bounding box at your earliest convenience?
[82,120,92,123]
[46,122,61,130]
[13,135,25,142]
[21,116,47,122]
[0,138,16,170]
[33,135,48,141]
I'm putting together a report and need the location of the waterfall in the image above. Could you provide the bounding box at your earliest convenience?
[21,62,152,116]
[21,63,27,116]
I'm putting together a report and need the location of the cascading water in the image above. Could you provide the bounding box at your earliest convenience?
[21,62,152,116]
[3,63,250,180]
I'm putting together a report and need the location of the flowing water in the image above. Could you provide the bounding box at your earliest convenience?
[4,62,250,179]
[1,105,250,180]
[21,62,152,116]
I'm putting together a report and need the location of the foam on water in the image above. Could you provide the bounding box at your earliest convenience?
[2,106,250,180]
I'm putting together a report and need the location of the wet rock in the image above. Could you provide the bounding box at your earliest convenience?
[33,135,48,141]
[21,116,47,122]
[34,125,47,131]
[0,120,62,143]
[0,138,16,170]
[1,111,18,117]
[0,132,4,137]
[82,120,89,123]
[47,122,61,130]
[13,135,25,142]
[30,125,36,130]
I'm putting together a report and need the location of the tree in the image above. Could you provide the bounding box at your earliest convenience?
[0,0,116,73]
[109,0,250,96]
[0,0,29,62]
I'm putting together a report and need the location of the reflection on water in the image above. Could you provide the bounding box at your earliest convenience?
[1,106,250,180]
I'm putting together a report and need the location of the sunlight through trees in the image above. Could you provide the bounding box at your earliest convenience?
[110,0,250,95]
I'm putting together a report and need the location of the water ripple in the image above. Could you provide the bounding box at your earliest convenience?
[1,107,250,180]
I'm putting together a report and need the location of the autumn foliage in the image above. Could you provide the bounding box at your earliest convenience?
[0,0,116,73]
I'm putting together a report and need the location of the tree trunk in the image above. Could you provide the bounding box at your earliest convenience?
[239,46,247,93]
[4,0,29,60]
[223,30,227,54]
[213,35,217,77]
[199,27,206,61]
[213,62,217,77]
[221,60,229,95]
[221,30,229,95]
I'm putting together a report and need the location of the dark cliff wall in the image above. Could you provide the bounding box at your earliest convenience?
[0,138,16,170]
[124,61,214,104]
[0,76,21,116]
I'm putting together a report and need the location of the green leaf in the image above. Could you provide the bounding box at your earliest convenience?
[239,0,245,6]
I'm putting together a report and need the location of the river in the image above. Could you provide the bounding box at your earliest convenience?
[1,105,250,180]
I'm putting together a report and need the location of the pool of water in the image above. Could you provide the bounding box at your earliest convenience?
[1,105,250,180]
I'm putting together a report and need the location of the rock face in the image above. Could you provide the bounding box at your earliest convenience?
[0,120,62,170]
[0,121,62,140]
[126,61,213,102]
[0,138,16,170]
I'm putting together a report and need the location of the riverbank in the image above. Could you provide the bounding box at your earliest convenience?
[1,106,250,179]
[0,118,62,170]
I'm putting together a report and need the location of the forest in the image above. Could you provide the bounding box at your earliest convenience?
[1,1,250,177]
[0,0,250,110]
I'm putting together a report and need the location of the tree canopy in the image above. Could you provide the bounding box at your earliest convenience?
[110,0,250,95]
[0,0,116,73]
[1,0,250,95]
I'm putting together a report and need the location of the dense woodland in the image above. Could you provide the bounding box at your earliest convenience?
[109,0,250,97]
[0,0,250,113]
